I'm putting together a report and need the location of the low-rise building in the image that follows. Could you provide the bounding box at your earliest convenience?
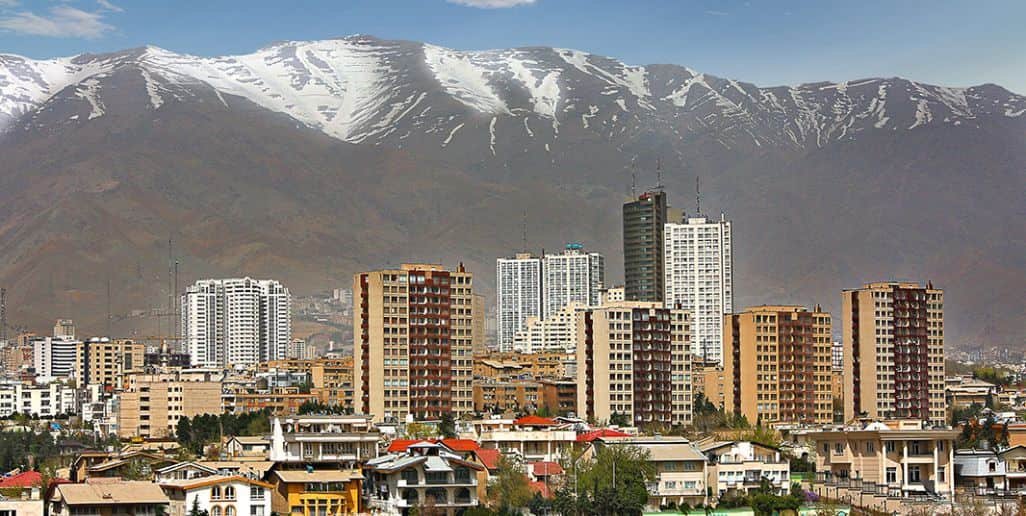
[50,479,170,516]
[0,471,45,516]
[1000,446,1026,492]
[808,419,958,510]
[160,475,273,516]
[945,378,997,409]
[700,441,790,499]
[954,449,1006,495]
[460,416,577,463]
[365,441,485,516]
[271,470,363,516]
[595,436,708,508]
[269,415,379,467]
[117,372,223,439]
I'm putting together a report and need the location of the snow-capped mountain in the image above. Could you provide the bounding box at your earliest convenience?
[2,35,1023,149]
[0,36,1024,352]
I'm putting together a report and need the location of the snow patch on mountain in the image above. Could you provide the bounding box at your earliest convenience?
[424,44,508,115]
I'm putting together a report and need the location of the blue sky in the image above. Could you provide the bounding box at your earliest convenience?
[1,0,1024,94]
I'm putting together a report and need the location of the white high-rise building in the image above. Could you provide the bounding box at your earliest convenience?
[513,302,581,354]
[496,253,543,352]
[32,336,81,380]
[664,214,733,364]
[181,278,291,368]
[543,244,604,318]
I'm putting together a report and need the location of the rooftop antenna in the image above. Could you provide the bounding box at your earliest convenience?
[630,156,637,197]
[655,157,664,191]
[0,288,7,343]
[174,260,179,349]
[106,277,111,336]
[521,210,528,253]
[696,175,701,216]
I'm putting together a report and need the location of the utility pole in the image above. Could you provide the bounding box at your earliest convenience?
[0,288,7,343]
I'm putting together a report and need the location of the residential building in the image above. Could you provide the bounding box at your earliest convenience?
[50,479,170,516]
[117,372,223,438]
[722,305,833,425]
[594,436,708,508]
[842,281,945,425]
[693,359,726,409]
[496,253,543,352]
[576,302,692,428]
[600,286,625,304]
[160,475,273,516]
[0,471,44,516]
[471,294,486,356]
[181,278,292,368]
[543,244,604,317]
[623,190,667,303]
[953,449,1006,495]
[223,436,271,460]
[53,319,75,339]
[76,337,145,387]
[945,377,997,409]
[32,336,80,381]
[271,470,362,516]
[155,461,219,482]
[224,390,320,416]
[808,420,957,502]
[701,441,790,498]
[268,415,379,467]
[1000,446,1026,492]
[365,441,485,516]
[286,339,310,360]
[473,379,545,414]
[664,213,733,363]
[461,416,578,463]
[353,264,475,422]
[260,357,354,411]
[512,303,580,354]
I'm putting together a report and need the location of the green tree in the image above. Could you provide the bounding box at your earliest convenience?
[556,444,656,516]
[439,413,457,439]
[608,412,631,427]
[488,455,532,511]
[405,422,438,440]
[188,496,209,516]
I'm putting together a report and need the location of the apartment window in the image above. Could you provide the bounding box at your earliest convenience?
[909,466,921,483]
[251,487,264,500]
[885,442,895,453]
[834,443,843,454]
[886,468,897,484]
[938,466,946,483]
[866,442,875,453]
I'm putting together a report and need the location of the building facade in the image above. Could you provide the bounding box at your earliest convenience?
[842,282,945,425]
[723,305,833,425]
[181,278,292,368]
[623,190,667,303]
[32,336,80,380]
[353,264,475,422]
[117,373,223,438]
[76,338,145,388]
[512,302,579,354]
[664,214,733,364]
[543,244,604,318]
[576,302,692,427]
[496,253,543,352]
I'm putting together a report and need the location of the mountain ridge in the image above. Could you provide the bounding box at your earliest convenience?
[0,36,1023,350]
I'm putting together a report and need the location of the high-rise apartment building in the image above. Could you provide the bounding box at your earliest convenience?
[117,371,223,438]
[32,336,80,380]
[76,337,145,388]
[543,244,604,318]
[664,214,733,364]
[496,254,543,352]
[181,278,292,368]
[53,319,75,339]
[723,305,833,425]
[576,302,692,427]
[353,264,475,422]
[513,302,580,354]
[843,281,945,425]
[623,191,668,302]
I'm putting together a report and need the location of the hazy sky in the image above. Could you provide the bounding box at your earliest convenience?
[1,0,1023,94]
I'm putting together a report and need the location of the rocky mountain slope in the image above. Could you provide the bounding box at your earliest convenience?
[0,36,1023,348]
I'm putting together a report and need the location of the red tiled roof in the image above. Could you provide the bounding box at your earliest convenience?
[530,461,564,477]
[529,481,552,498]
[514,415,557,427]
[576,428,631,442]
[388,438,481,453]
[474,448,502,470]
[387,439,422,452]
[0,471,41,487]
[440,439,480,452]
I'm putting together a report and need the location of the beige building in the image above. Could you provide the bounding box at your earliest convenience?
[723,305,833,425]
[809,420,957,504]
[472,294,486,356]
[693,359,726,409]
[576,302,692,428]
[118,373,223,438]
[596,436,708,508]
[76,337,146,388]
[353,264,475,422]
[843,282,945,425]
[261,357,354,409]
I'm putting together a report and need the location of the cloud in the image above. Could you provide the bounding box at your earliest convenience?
[447,0,536,8]
[0,5,115,38]
[96,0,124,13]
[0,0,18,7]
[704,9,729,16]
